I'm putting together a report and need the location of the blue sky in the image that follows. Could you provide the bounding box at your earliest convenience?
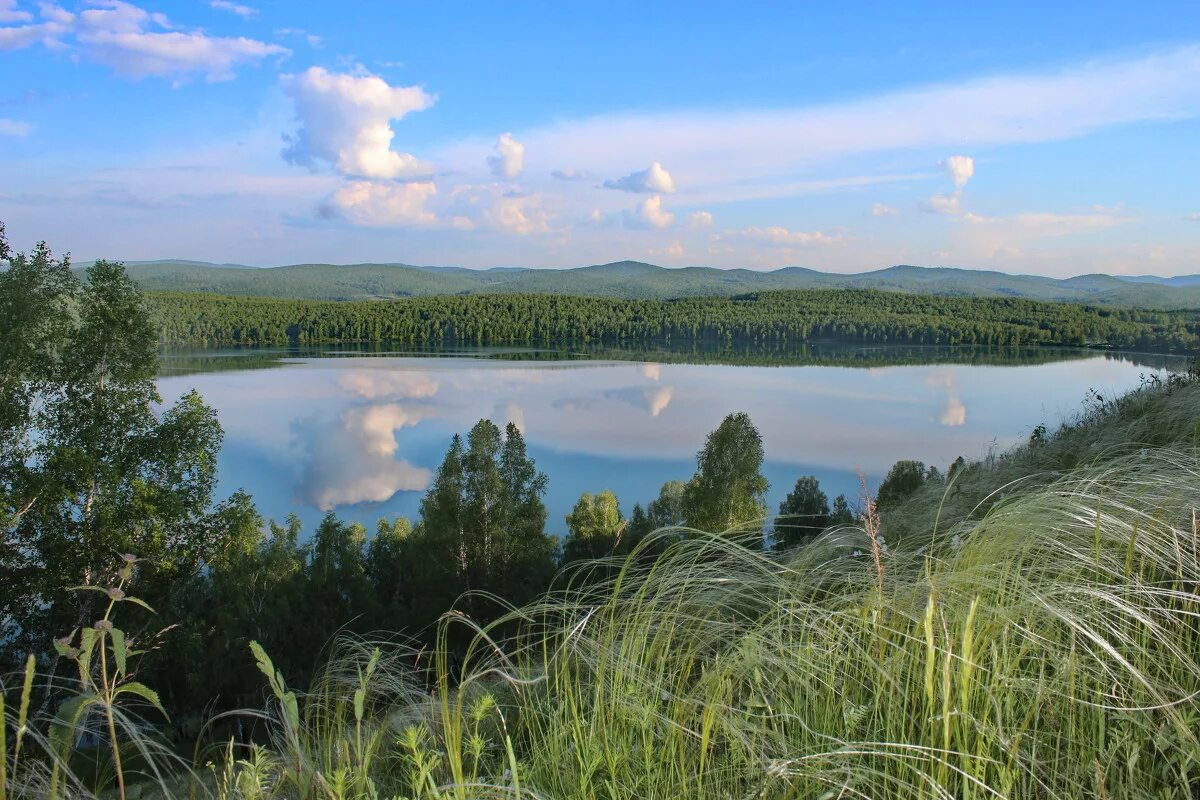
[2,1,1199,274]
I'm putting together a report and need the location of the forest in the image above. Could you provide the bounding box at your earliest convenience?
[3,227,1200,798]
[148,287,1200,353]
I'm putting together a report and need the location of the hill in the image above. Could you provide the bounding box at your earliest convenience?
[77,258,1200,308]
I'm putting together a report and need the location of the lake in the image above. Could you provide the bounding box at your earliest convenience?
[156,343,1183,535]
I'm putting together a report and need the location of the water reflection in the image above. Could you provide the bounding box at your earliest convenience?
[156,345,1184,532]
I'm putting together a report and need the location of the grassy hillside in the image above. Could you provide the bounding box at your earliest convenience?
[20,368,1196,799]
[94,258,1200,308]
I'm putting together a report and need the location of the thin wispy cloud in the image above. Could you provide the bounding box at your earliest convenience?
[210,0,258,19]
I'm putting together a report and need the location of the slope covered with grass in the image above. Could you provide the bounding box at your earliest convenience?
[207,371,1200,799]
[5,372,1200,799]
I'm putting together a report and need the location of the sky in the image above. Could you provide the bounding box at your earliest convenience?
[1,1,1199,275]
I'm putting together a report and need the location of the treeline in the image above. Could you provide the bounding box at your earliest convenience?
[148,289,1200,353]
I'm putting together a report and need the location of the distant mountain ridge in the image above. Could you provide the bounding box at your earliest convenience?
[78,258,1200,309]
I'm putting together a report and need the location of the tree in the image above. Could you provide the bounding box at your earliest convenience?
[416,420,556,618]
[774,475,830,550]
[366,516,414,628]
[682,412,769,535]
[876,460,928,511]
[0,231,234,662]
[829,494,855,526]
[562,490,624,562]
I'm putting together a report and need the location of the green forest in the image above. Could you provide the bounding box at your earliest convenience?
[149,287,1200,352]
[4,227,1200,798]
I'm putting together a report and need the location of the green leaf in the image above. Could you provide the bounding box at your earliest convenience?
[67,585,110,595]
[115,682,168,719]
[120,595,156,614]
[111,627,127,676]
[50,692,99,760]
[77,627,99,683]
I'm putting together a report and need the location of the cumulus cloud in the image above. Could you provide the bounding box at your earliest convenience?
[0,0,30,23]
[487,132,525,180]
[71,1,287,81]
[324,180,438,227]
[605,387,675,417]
[1186,212,1200,222]
[282,66,435,179]
[926,371,967,426]
[735,226,841,246]
[299,403,433,510]
[871,202,899,217]
[486,193,551,235]
[339,370,439,399]
[943,155,974,188]
[624,195,674,229]
[0,3,72,50]
[551,167,594,181]
[0,117,31,136]
[688,210,713,227]
[604,161,676,193]
[209,0,257,18]
[939,396,966,426]
[641,363,662,381]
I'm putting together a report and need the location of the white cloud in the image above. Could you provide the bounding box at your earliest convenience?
[282,66,435,179]
[604,161,676,193]
[688,210,713,227]
[943,155,974,188]
[641,363,662,381]
[487,132,525,180]
[325,180,438,227]
[961,209,1126,236]
[1186,212,1200,222]
[551,167,594,181]
[921,192,962,215]
[0,118,31,136]
[72,1,287,81]
[871,202,899,217]
[339,370,439,399]
[939,396,966,426]
[486,193,551,235]
[498,401,526,433]
[299,403,433,510]
[0,3,71,50]
[646,387,674,417]
[0,0,30,23]
[734,226,841,246]
[275,27,322,47]
[453,45,1200,208]
[209,0,257,18]
[625,195,674,229]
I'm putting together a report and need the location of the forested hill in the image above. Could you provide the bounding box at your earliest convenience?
[149,288,1200,352]
[98,258,1200,308]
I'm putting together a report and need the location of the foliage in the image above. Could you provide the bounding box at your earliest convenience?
[875,459,932,511]
[147,287,1200,353]
[773,475,830,549]
[0,229,233,666]
[681,412,769,535]
[562,490,625,563]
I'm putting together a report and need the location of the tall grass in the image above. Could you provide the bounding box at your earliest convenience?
[5,376,1200,799]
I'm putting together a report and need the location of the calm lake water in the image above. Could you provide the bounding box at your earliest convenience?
[156,344,1183,535]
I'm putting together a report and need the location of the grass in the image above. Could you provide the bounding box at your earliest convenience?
[5,373,1200,799]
